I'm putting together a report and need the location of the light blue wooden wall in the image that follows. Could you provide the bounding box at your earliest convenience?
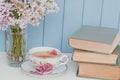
[0,0,120,53]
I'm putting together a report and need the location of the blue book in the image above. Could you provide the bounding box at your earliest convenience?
[69,25,120,54]
[116,45,120,66]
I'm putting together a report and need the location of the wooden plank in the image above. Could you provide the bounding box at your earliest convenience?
[83,0,103,26]
[62,0,84,52]
[27,21,44,51]
[43,0,64,50]
[101,0,120,28]
[0,31,5,51]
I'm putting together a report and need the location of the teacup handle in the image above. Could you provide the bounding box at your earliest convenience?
[59,55,69,66]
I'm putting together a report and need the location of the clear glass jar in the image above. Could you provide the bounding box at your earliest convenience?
[6,25,27,67]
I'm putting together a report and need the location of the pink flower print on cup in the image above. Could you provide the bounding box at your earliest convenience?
[50,50,58,55]
[35,63,53,75]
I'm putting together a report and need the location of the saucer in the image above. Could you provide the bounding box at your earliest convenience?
[20,60,68,78]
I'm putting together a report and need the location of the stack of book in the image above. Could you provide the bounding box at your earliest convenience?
[69,25,120,80]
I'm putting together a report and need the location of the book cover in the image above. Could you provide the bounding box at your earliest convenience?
[69,35,120,54]
[77,62,120,80]
[69,25,119,54]
[73,46,119,65]
[71,25,118,44]
[117,46,120,66]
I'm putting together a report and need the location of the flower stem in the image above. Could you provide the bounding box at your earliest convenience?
[10,25,25,62]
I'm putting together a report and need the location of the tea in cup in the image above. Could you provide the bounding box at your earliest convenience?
[28,47,69,74]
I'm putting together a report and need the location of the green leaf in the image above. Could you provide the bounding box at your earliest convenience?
[5,0,10,2]
[12,10,19,19]
[37,1,41,5]
[46,0,52,2]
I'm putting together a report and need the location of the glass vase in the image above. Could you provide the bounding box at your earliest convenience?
[6,25,27,67]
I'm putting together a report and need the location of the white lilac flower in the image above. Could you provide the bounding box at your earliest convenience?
[0,0,59,30]
[45,1,59,14]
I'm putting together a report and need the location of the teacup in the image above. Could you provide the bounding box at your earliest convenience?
[28,47,69,73]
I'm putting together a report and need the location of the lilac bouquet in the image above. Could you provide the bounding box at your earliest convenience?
[0,0,59,30]
[0,0,59,66]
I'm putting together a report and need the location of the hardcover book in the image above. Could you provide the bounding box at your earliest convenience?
[73,46,119,65]
[69,25,119,54]
[77,62,120,80]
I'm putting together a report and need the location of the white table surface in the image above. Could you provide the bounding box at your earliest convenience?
[0,53,100,80]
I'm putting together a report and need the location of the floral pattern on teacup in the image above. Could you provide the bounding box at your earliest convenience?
[30,63,53,75]
[49,50,58,55]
